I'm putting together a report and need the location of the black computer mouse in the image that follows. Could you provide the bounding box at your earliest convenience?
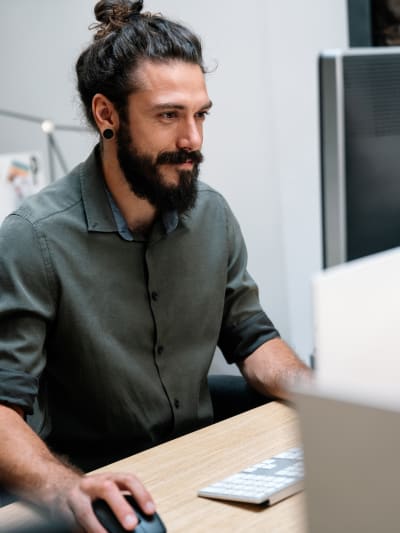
[92,494,167,533]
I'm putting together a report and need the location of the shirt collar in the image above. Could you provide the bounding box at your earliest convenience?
[105,184,180,242]
[80,147,117,233]
[106,189,135,241]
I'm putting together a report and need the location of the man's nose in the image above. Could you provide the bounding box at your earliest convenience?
[176,119,202,152]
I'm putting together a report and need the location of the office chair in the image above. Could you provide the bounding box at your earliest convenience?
[207,374,275,423]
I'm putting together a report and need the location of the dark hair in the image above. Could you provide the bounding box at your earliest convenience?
[76,0,205,130]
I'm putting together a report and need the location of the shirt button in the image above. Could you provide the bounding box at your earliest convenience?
[151,291,159,301]
[174,398,180,409]
[157,345,164,355]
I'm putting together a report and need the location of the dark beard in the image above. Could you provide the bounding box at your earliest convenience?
[116,119,203,214]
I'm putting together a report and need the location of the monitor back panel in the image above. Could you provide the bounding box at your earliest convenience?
[296,389,400,533]
[313,246,400,396]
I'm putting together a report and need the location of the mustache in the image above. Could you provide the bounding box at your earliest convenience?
[156,150,204,165]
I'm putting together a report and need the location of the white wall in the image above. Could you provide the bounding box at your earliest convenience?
[0,1,96,175]
[0,1,348,373]
[264,1,348,362]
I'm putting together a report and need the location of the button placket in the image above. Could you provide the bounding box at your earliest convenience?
[151,290,159,302]
[146,250,162,361]
[146,245,181,426]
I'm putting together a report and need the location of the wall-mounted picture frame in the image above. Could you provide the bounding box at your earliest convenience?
[0,151,47,223]
[348,0,400,46]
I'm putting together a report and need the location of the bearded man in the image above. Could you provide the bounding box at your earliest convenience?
[0,1,310,531]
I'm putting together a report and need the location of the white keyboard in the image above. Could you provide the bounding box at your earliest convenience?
[198,447,304,505]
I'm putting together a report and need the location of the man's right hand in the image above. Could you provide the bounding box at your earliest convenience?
[60,472,156,532]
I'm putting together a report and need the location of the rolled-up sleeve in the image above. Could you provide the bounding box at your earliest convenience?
[0,369,38,413]
[0,213,56,414]
[218,203,279,364]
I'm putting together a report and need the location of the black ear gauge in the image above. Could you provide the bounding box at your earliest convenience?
[102,128,114,140]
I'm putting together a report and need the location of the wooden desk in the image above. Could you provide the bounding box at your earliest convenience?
[0,401,307,532]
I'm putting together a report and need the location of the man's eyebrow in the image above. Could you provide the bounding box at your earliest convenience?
[152,100,213,111]
[201,100,213,110]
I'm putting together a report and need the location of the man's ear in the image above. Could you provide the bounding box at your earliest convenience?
[92,93,119,134]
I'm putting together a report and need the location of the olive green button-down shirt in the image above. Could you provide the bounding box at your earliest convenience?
[0,148,279,470]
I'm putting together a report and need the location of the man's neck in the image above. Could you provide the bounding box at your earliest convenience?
[100,147,157,233]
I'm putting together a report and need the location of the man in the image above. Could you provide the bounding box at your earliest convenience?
[0,1,310,531]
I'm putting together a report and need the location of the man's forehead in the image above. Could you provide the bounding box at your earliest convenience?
[132,59,209,104]
[136,58,205,80]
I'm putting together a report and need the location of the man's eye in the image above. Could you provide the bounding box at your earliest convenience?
[161,112,177,119]
[196,111,209,120]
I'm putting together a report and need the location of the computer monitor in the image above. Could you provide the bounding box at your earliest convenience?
[300,246,400,530]
[319,47,400,268]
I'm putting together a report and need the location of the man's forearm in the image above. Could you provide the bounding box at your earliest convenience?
[238,337,312,400]
[0,404,81,510]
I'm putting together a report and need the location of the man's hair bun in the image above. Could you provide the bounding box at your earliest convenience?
[92,0,144,40]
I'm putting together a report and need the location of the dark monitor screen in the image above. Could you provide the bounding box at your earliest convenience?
[319,48,400,267]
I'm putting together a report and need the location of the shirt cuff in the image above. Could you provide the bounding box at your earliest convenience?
[0,368,38,415]
[218,311,280,364]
